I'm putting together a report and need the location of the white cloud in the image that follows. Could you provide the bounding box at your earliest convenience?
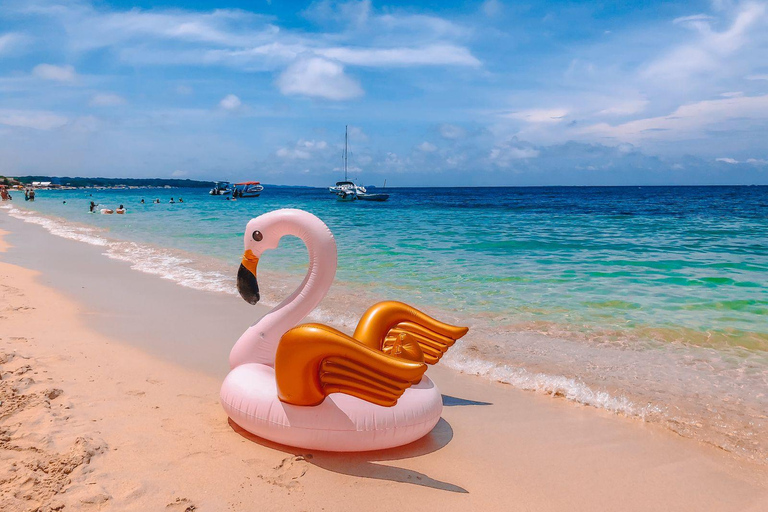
[482,0,503,17]
[23,2,478,69]
[598,99,649,116]
[506,108,569,123]
[418,141,437,152]
[0,109,69,130]
[746,74,768,80]
[0,32,24,54]
[643,3,767,84]
[347,125,369,142]
[673,14,715,25]
[438,123,466,139]
[89,93,126,106]
[198,42,481,71]
[219,94,242,110]
[581,94,768,141]
[276,139,328,159]
[32,63,77,82]
[489,139,540,167]
[59,7,272,49]
[716,157,768,165]
[305,0,469,41]
[277,58,363,100]
[316,44,480,67]
[172,170,188,177]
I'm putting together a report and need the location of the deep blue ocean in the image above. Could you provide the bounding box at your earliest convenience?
[4,185,767,462]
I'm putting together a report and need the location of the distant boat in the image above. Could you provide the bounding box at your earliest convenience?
[329,126,366,197]
[357,178,389,201]
[329,180,366,195]
[356,192,389,202]
[209,181,232,195]
[335,189,358,201]
[232,182,264,198]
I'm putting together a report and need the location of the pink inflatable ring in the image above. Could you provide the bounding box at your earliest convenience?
[220,209,468,452]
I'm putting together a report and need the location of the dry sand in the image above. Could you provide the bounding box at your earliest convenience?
[1,218,768,511]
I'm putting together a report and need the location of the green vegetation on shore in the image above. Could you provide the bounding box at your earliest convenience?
[1,176,22,187]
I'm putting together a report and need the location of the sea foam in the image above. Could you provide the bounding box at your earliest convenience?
[442,346,662,419]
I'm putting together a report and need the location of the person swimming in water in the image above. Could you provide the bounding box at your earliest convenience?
[89,201,98,213]
[116,204,126,214]
[140,198,145,204]
[178,197,184,203]
[169,197,175,204]
[154,198,160,203]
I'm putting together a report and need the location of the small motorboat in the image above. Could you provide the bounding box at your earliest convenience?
[210,182,232,196]
[356,192,389,202]
[335,189,358,201]
[232,182,264,198]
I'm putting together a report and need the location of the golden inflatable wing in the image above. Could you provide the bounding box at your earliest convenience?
[275,323,427,407]
[354,301,469,364]
[383,321,459,364]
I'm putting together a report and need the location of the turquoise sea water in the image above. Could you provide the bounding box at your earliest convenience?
[4,185,768,462]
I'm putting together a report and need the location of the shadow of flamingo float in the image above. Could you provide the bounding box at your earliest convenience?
[221,209,469,452]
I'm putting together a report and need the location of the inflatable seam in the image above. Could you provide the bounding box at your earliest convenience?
[223,400,441,433]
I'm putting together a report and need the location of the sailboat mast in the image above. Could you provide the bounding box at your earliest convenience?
[344,125,348,181]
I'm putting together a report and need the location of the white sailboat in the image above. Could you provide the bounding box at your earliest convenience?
[330,126,366,200]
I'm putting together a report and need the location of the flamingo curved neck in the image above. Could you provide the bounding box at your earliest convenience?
[229,219,337,369]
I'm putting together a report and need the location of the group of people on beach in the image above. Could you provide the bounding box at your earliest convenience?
[2,190,187,213]
[0,188,37,201]
[85,197,186,213]
[89,201,126,214]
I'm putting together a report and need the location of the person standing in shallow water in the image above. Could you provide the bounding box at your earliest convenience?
[89,201,98,213]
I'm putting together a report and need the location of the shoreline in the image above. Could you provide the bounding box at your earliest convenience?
[3,202,767,464]
[2,209,768,510]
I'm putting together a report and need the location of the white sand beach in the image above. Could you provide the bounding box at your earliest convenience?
[2,215,768,511]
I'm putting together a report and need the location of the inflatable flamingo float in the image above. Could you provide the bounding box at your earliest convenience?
[221,209,468,451]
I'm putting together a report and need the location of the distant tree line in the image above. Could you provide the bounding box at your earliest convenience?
[9,176,215,188]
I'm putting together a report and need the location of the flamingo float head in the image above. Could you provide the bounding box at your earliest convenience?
[237,211,285,304]
[236,208,336,306]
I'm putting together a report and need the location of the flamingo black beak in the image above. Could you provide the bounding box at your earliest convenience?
[237,249,260,304]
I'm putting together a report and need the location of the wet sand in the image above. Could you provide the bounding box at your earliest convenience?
[1,213,767,511]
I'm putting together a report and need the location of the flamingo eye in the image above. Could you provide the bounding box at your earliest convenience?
[252,230,263,242]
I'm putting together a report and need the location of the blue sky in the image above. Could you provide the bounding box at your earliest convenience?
[1,0,767,186]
